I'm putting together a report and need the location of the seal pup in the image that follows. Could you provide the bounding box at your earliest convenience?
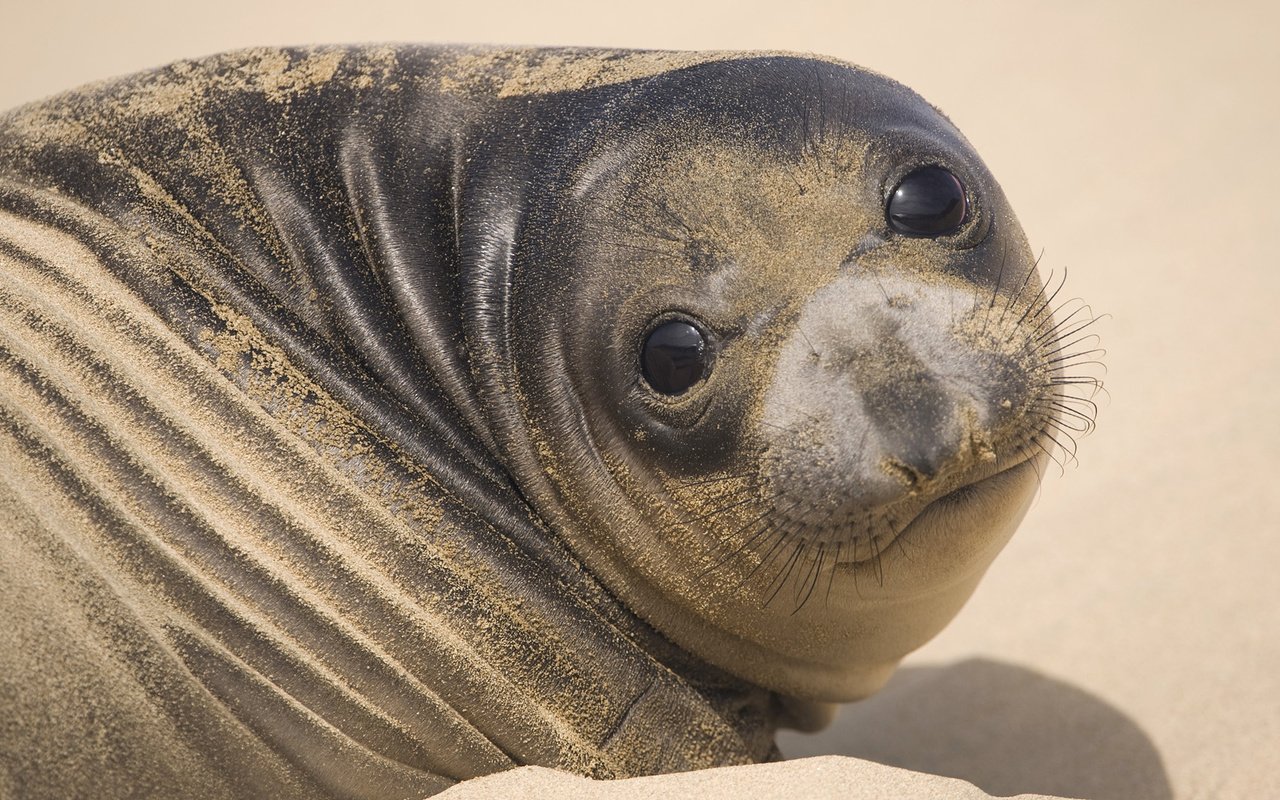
[0,46,1098,797]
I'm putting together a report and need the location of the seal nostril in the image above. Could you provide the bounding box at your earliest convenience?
[885,440,948,485]
[856,351,959,485]
[882,458,926,491]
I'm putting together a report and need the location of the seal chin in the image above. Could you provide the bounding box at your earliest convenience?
[838,453,1042,570]
[722,449,1047,703]
[834,451,1044,592]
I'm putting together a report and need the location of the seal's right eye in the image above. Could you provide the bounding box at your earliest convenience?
[641,320,709,396]
[886,166,968,237]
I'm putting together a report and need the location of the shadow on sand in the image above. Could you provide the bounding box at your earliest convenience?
[777,658,1172,800]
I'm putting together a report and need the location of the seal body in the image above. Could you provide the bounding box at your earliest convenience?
[0,46,1078,797]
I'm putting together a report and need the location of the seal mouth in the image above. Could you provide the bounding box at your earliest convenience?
[834,454,1040,568]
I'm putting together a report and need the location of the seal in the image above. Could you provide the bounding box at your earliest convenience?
[0,46,1097,798]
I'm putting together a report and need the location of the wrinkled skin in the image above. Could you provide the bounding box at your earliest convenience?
[0,46,1066,798]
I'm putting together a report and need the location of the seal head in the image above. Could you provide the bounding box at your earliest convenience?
[482,56,1066,701]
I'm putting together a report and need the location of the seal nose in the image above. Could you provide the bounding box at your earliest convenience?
[851,323,960,485]
[759,272,1032,516]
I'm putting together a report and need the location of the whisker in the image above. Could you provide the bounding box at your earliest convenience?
[999,250,1044,327]
[763,540,807,608]
[869,531,884,587]
[979,246,1009,337]
[671,471,757,489]
[703,507,783,577]
[824,541,843,606]
[792,542,826,614]
[1036,335,1103,366]
[683,490,759,524]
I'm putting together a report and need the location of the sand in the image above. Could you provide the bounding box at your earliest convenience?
[1,2,1277,798]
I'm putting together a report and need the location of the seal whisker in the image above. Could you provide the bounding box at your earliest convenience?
[1033,313,1092,351]
[1043,391,1098,419]
[869,530,885,587]
[739,527,791,591]
[1031,304,1101,344]
[1048,392,1102,418]
[979,245,1009,337]
[1036,267,1073,317]
[1003,440,1049,505]
[1022,442,1047,487]
[762,540,807,609]
[704,497,803,579]
[849,537,867,600]
[823,542,843,607]
[1032,435,1070,477]
[1029,397,1097,433]
[793,324,822,361]
[589,237,681,259]
[887,510,919,565]
[998,251,1043,328]
[1018,266,1068,328]
[652,196,697,238]
[1038,425,1081,468]
[1048,375,1108,393]
[1044,352,1108,373]
[1029,298,1094,345]
[1036,332,1103,361]
[1048,375,1106,387]
[1030,408,1093,440]
[792,542,826,614]
[758,420,806,437]
[1043,400,1097,433]
[1048,383,1103,401]
[586,211,689,246]
[745,514,807,588]
[867,264,895,305]
[1014,266,1056,326]
[720,498,788,550]
[699,517,775,579]
[795,538,825,604]
[618,185,696,243]
[798,100,814,158]
[1042,415,1084,448]
[970,275,987,316]
[684,490,760,524]
[1034,299,1099,333]
[672,471,758,488]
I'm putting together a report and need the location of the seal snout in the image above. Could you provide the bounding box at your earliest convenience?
[851,321,961,487]
[758,273,1039,545]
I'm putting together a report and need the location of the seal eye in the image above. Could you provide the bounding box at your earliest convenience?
[886,166,968,237]
[641,320,709,396]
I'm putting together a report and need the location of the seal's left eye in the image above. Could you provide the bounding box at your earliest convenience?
[886,166,968,237]
[641,320,709,396]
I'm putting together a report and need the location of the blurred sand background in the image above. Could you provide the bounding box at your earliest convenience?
[3,1,1277,798]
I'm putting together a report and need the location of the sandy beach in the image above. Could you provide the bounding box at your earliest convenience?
[3,2,1277,797]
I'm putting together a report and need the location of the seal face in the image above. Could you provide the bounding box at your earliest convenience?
[505,58,1083,700]
[0,45,1098,797]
